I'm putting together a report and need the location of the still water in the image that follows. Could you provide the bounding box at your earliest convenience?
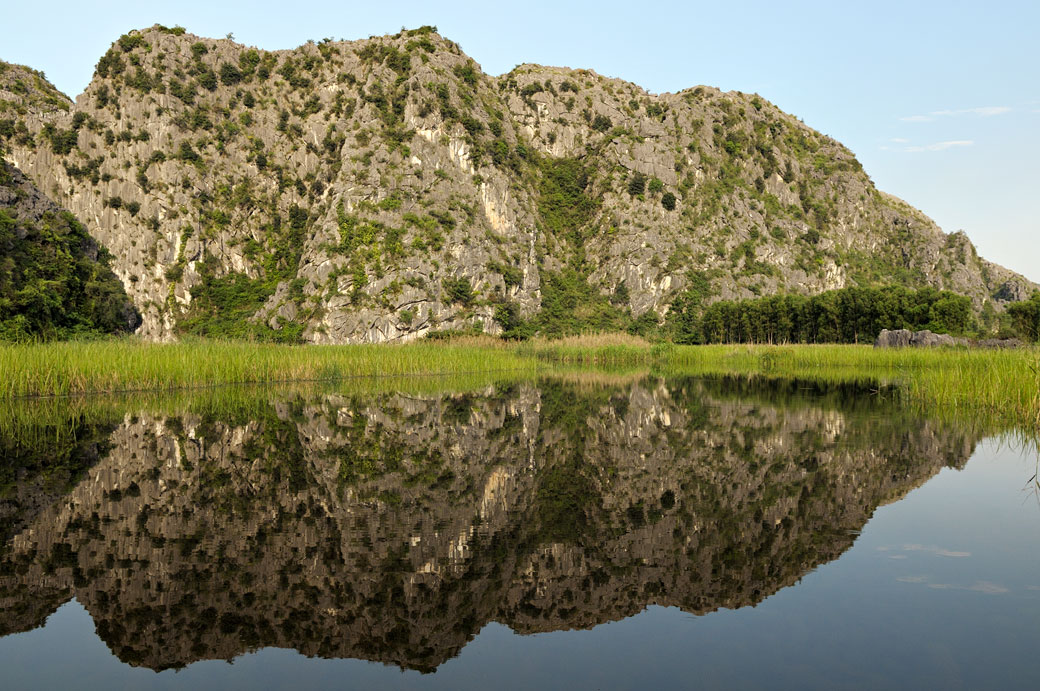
[0,375,1037,689]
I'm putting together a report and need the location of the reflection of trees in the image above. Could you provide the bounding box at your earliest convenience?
[0,414,117,549]
[0,377,982,672]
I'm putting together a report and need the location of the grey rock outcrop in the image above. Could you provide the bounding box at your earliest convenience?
[874,329,913,348]
[912,330,962,347]
[874,329,967,348]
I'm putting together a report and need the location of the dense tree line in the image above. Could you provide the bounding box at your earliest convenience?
[669,285,974,345]
[1006,292,1040,343]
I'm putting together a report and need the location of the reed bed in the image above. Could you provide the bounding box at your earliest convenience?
[2,338,1037,434]
[525,340,1040,432]
[0,339,537,398]
[670,344,1040,432]
[518,333,658,366]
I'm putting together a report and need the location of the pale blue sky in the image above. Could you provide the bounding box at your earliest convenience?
[4,0,1038,281]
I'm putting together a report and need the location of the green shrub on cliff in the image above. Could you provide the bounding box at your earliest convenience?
[0,168,138,341]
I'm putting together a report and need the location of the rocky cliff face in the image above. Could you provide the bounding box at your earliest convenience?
[0,377,979,671]
[1,27,1033,341]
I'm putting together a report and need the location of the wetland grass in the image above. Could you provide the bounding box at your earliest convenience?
[661,344,1040,431]
[521,336,1040,431]
[2,337,1037,433]
[0,339,535,398]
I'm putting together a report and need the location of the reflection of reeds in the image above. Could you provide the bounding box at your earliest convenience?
[540,368,650,390]
[513,340,1040,436]
[0,371,540,449]
[520,341,1040,435]
[1030,465,1039,506]
[2,339,1038,440]
[658,344,1040,436]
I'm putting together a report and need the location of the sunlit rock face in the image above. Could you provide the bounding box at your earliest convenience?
[0,377,978,671]
[3,26,1034,342]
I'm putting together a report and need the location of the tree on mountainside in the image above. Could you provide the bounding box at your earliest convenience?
[0,208,137,341]
[1006,293,1040,342]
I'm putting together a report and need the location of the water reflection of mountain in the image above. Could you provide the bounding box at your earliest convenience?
[0,377,979,672]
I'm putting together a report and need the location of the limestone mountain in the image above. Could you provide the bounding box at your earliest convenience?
[1,26,1034,342]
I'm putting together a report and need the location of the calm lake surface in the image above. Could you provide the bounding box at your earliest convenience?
[1,374,1037,689]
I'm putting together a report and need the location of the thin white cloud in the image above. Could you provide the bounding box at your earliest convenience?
[897,575,1009,594]
[896,575,929,583]
[975,106,1011,116]
[890,137,910,143]
[902,543,972,557]
[927,581,1009,594]
[899,106,1011,122]
[905,140,974,153]
[932,106,1011,117]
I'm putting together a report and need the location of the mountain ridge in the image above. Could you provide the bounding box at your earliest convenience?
[1,25,1034,342]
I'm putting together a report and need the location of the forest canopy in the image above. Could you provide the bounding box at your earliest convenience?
[0,163,138,341]
[668,285,974,345]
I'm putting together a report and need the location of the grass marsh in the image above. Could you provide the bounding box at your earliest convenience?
[0,339,534,398]
[2,336,1037,433]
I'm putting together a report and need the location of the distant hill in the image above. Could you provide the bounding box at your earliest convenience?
[1,26,1034,342]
